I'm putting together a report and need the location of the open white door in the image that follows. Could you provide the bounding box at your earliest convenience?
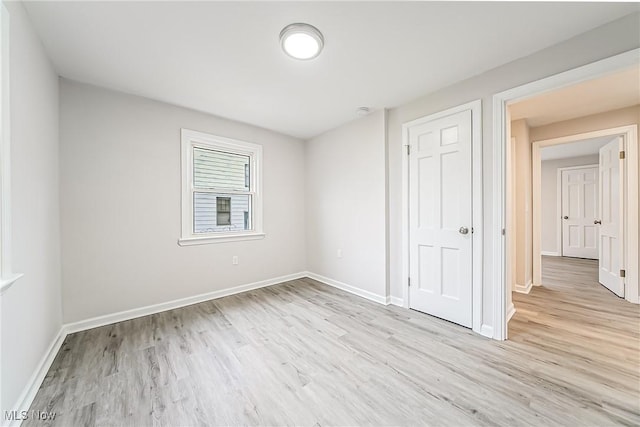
[598,137,624,297]
[408,110,472,328]
[561,167,598,259]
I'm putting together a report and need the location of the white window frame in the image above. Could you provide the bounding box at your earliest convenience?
[178,129,264,246]
[0,3,22,294]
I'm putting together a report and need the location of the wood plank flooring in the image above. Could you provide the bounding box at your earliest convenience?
[26,261,639,426]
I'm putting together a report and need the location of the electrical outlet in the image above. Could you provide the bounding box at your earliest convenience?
[337,249,342,258]
[232,256,238,265]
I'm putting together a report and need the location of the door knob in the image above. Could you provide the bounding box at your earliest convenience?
[563,216,568,219]
[594,220,602,225]
[459,226,469,235]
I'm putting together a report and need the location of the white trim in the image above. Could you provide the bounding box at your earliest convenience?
[493,94,507,341]
[554,164,599,257]
[9,272,306,423]
[401,99,483,334]
[401,117,410,309]
[626,127,639,304]
[540,251,560,257]
[480,324,493,338]
[532,127,638,302]
[556,164,561,257]
[180,128,264,245]
[0,272,23,295]
[8,328,67,427]
[507,303,516,322]
[0,3,22,293]
[178,232,265,246]
[305,272,388,305]
[514,280,533,294]
[493,48,640,340]
[471,100,484,334]
[65,272,306,334]
[389,296,404,307]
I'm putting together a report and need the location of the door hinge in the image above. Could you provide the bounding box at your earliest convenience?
[406,145,411,155]
[620,269,626,278]
[408,277,411,287]
[502,228,506,236]
[620,150,625,160]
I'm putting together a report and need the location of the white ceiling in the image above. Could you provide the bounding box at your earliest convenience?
[541,135,616,161]
[23,2,639,139]
[510,66,640,127]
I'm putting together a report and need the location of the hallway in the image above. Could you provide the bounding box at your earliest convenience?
[510,255,639,422]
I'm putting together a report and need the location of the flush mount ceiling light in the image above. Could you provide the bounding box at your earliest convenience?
[279,23,324,60]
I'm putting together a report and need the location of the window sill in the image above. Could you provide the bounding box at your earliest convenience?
[178,232,266,246]
[0,273,24,295]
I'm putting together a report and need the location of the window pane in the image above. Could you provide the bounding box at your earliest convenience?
[193,147,250,191]
[194,193,251,233]
[216,196,231,225]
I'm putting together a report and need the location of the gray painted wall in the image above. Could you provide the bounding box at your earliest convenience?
[305,110,387,300]
[59,80,306,323]
[1,1,62,413]
[386,13,640,330]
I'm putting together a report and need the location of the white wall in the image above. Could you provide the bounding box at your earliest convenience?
[1,1,62,413]
[541,154,600,255]
[387,13,639,331]
[59,80,306,323]
[305,110,387,300]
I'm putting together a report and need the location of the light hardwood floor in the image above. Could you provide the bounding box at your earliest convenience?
[26,260,639,426]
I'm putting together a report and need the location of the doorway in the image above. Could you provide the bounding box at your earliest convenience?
[493,48,640,340]
[532,128,634,301]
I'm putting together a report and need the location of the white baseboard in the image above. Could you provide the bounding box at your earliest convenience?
[305,272,388,305]
[389,296,404,307]
[507,303,516,322]
[480,324,494,338]
[514,280,533,294]
[9,328,67,427]
[541,251,560,256]
[65,272,307,334]
[8,271,309,423]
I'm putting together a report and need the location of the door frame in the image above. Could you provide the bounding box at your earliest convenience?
[493,48,640,340]
[556,164,599,258]
[532,127,637,296]
[401,99,485,336]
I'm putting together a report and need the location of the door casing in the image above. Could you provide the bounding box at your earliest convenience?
[401,99,485,337]
[493,48,640,341]
[531,127,636,296]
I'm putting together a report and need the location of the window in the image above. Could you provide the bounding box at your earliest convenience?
[180,129,264,245]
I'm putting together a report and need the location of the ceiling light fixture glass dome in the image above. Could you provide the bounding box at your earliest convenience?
[280,23,324,60]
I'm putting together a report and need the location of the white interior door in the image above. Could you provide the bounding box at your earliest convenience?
[561,167,598,259]
[598,137,624,297]
[408,110,472,328]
